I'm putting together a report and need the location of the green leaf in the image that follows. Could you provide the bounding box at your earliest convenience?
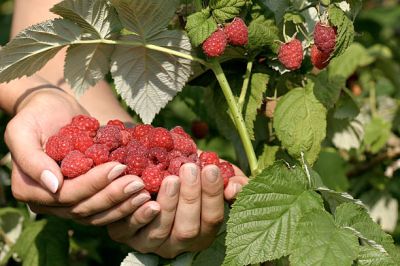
[110,31,192,124]
[257,145,279,170]
[65,44,114,95]
[317,187,366,212]
[12,218,69,266]
[247,16,279,52]
[192,233,226,266]
[112,0,178,38]
[284,11,305,24]
[309,70,344,109]
[261,0,290,24]
[50,0,121,39]
[223,161,324,265]
[210,0,247,21]
[170,253,195,265]
[0,19,82,83]
[328,5,355,58]
[290,209,359,266]
[333,89,360,120]
[185,8,217,47]
[363,117,391,153]
[273,82,327,164]
[0,208,24,264]
[356,246,397,266]
[328,115,364,150]
[244,73,269,140]
[120,252,159,266]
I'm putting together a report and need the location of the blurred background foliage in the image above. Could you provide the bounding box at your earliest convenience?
[1,0,400,265]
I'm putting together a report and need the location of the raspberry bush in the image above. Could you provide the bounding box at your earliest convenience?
[1,0,400,265]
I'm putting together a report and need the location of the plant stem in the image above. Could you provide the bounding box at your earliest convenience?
[238,60,253,111]
[210,61,258,175]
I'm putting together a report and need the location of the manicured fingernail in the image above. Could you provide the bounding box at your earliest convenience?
[131,194,151,206]
[184,164,198,184]
[206,166,220,183]
[166,178,180,197]
[144,204,160,218]
[124,181,144,194]
[108,164,127,180]
[40,170,59,193]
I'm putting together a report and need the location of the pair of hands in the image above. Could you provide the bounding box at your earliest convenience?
[4,89,248,258]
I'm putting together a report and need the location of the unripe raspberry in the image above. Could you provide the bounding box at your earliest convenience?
[278,39,303,70]
[310,45,331,69]
[202,29,227,57]
[314,22,337,54]
[224,17,248,46]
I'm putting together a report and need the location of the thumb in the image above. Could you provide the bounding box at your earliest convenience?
[5,120,64,193]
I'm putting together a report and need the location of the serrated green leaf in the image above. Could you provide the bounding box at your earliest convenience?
[257,145,279,170]
[185,9,218,47]
[65,44,114,95]
[248,16,279,52]
[284,11,305,24]
[317,187,366,212]
[356,246,397,266]
[110,31,192,124]
[333,89,360,120]
[273,82,327,164]
[328,5,355,57]
[244,73,269,140]
[290,209,359,266]
[0,19,82,83]
[314,150,349,191]
[12,218,69,266]
[112,0,178,38]
[309,70,344,109]
[210,0,246,21]
[50,0,121,38]
[223,161,324,266]
[121,252,159,266]
[363,117,391,153]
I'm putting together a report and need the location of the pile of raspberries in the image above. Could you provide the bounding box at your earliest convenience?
[278,21,337,70]
[45,115,235,194]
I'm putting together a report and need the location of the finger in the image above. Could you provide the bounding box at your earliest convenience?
[131,176,180,250]
[5,118,63,193]
[224,175,248,201]
[107,201,160,243]
[200,165,224,234]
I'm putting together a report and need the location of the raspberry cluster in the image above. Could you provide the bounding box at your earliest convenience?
[45,115,235,194]
[311,22,337,69]
[202,17,248,57]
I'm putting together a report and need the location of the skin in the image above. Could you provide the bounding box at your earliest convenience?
[0,0,248,258]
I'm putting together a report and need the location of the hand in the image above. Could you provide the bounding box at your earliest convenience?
[108,163,248,258]
[5,89,150,225]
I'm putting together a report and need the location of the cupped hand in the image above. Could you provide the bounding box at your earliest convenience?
[108,163,248,259]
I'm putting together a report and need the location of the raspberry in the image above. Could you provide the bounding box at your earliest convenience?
[139,134,151,149]
[168,156,190,176]
[170,126,191,139]
[129,124,153,141]
[125,153,149,176]
[310,45,331,69]
[168,150,184,161]
[224,17,248,46]
[188,153,199,164]
[72,131,94,153]
[148,147,168,164]
[172,133,197,156]
[218,162,235,188]
[109,147,127,163]
[191,120,209,139]
[85,144,109,166]
[314,22,336,54]
[61,151,93,178]
[107,119,125,130]
[278,39,303,70]
[71,115,99,137]
[199,151,219,167]
[141,167,164,193]
[148,127,174,151]
[59,125,82,138]
[120,129,132,146]
[202,29,227,57]
[95,125,122,150]
[45,135,74,162]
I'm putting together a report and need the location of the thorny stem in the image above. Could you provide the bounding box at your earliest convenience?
[210,61,258,176]
[238,60,254,111]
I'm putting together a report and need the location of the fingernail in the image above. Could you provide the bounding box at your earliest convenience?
[184,164,198,184]
[131,194,151,206]
[144,204,160,218]
[206,167,220,183]
[233,183,242,195]
[166,178,179,197]
[124,181,144,194]
[40,170,59,193]
[108,164,127,180]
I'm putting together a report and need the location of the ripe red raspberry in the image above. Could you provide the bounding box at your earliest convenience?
[129,124,153,141]
[202,29,227,57]
[94,125,122,151]
[141,167,164,193]
[148,127,174,151]
[72,131,94,153]
[125,153,149,176]
[85,144,110,166]
[45,135,74,162]
[278,39,303,70]
[310,45,331,69]
[120,129,132,146]
[314,22,337,54]
[199,151,220,167]
[59,125,82,138]
[224,17,248,46]
[168,156,190,176]
[109,147,127,163]
[172,133,197,156]
[218,162,235,188]
[107,119,125,130]
[170,126,191,139]
[148,147,168,164]
[61,151,93,178]
[168,150,184,161]
[191,120,209,139]
[71,115,99,137]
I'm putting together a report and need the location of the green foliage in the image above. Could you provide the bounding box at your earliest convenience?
[186,8,217,47]
[247,15,279,52]
[328,5,355,58]
[363,117,391,153]
[210,0,247,21]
